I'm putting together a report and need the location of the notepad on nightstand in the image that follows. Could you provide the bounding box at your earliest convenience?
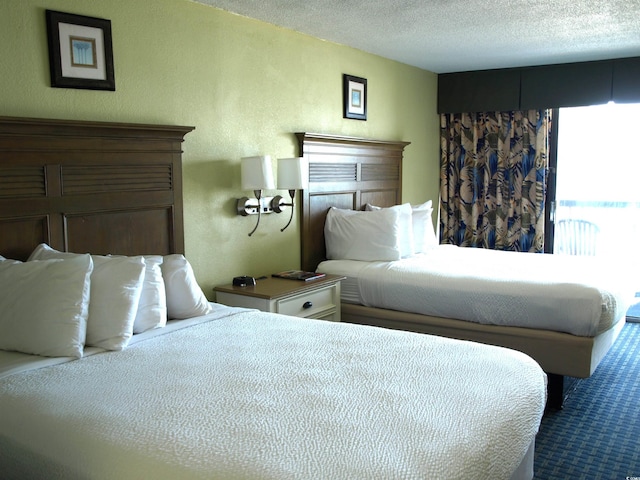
[272,270,326,281]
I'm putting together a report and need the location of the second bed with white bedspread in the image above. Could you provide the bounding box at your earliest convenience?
[319,245,633,337]
[0,305,546,480]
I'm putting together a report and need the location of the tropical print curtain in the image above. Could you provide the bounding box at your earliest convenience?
[440,109,551,252]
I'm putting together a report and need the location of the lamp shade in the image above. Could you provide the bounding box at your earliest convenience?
[241,155,275,190]
[277,157,309,190]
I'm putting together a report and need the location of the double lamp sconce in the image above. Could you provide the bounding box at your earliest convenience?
[237,155,309,236]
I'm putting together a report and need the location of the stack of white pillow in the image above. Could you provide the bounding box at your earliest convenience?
[324,200,437,261]
[0,244,212,359]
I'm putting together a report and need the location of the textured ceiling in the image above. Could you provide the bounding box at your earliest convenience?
[192,0,640,73]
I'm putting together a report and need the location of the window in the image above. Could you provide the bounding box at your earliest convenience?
[554,102,640,319]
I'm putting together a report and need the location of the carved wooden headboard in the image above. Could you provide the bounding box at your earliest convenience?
[297,132,410,272]
[0,117,193,261]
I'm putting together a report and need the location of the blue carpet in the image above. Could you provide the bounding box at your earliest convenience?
[534,322,640,479]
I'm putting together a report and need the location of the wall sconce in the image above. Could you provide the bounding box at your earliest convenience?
[271,157,309,232]
[236,155,275,236]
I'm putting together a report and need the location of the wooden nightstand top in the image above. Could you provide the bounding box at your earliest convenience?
[214,274,345,300]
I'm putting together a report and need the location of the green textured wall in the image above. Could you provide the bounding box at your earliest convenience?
[0,0,439,295]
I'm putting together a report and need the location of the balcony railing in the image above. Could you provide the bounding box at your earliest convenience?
[554,200,640,259]
[554,200,640,319]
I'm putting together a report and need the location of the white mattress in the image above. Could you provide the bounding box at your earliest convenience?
[0,305,546,480]
[318,245,635,337]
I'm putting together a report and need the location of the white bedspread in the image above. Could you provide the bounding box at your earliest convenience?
[319,246,634,337]
[0,308,546,480]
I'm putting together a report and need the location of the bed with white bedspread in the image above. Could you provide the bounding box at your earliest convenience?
[297,132,631,409]
[319,244,632,337]
[0,304,546,480]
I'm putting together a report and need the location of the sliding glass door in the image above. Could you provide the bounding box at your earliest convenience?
[552,103,640,320]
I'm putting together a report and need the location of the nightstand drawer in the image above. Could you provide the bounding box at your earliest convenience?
[276,285,337,318]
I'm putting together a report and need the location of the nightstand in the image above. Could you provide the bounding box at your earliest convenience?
[214,274,345,321]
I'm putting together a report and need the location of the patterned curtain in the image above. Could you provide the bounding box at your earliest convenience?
[440,110,551,252]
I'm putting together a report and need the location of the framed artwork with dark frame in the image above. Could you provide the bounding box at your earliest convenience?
[45,10,116,91]
[343,74,367,120]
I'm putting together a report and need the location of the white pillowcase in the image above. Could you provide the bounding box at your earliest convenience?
[28,244,145,351]
[161,254,212,319]
[132,255,167,333]
[412,200,438,253]
[0,255,92,358]
[365,203,414,257]
[365,201,438,255]
[109,255,167,334]
[324,207,402,261]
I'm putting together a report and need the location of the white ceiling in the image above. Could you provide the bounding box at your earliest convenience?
[192,0,640,73]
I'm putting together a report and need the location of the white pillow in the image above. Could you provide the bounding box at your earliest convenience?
[412,201,438,253]
[28,244,145,350]
[161,254,212,319]
[109,255,167,334]
[132,255,167,333]
[324,207,402,261]
[0,255,92,358]
[365,203,415,257]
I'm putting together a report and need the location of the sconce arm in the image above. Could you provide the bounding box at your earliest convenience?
[271,189,297,232]
[247,190,263,236]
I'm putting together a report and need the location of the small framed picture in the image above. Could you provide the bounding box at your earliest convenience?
[46,10,115,91]
[343,74,367,120]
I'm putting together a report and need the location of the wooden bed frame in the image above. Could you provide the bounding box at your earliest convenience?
[0,116,193,260]
[296,131,625,408]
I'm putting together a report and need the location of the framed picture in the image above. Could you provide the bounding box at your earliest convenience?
[343,74,367,120]
[45,10,115,91]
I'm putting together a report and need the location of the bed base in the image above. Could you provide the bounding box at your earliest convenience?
[342,302,625,409]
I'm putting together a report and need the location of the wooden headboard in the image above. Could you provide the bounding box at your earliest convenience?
[297,132,410,272]
[0,117,194,261]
